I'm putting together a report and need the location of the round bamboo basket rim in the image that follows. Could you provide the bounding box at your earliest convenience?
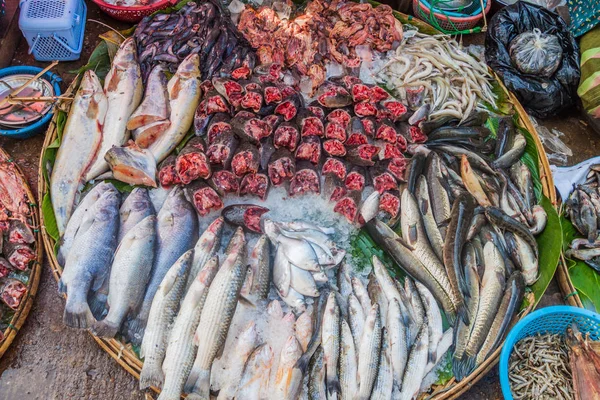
[0,146,43,360]
[36,17,558,400]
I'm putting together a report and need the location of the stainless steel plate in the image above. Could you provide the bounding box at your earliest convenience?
[0,74,55,128]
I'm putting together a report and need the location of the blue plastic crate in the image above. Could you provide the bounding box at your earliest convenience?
[499,306,600,400]
[18,0,86,61]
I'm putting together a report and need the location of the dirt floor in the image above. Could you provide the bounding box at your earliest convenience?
[0,3,595,399]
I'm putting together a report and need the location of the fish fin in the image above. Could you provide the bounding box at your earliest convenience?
[63,298,94,329]
[91,269,109,292]
[57,279,67,295]
[456,302,470,326]
[184,394,203,400]
[88,292,108,320]
[185,368,210,397]
[428,348,437,364]
[92,318,120,338]
[139,361,165,390]
[125,317,146,346]
[238,295,256,308]
[394,236,415,251]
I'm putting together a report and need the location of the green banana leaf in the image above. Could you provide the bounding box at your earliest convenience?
[561,213,600,312]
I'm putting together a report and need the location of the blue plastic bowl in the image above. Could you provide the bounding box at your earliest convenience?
[0,66,62,139]
[499,306,600,400]
[419,0,487,18]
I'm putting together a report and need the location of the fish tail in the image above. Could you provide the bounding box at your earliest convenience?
[428,349,437,364]
[155,378,182,400]
[452,354,476,382]
[125,316,146,346]
[456,301,470,326]
[184,367,210,397]
[92,318,120,338]
[139,360,165,390]
[63,297,94,329]
[326,376,340,400]
[88,292,108,321]
[58,279,67,295]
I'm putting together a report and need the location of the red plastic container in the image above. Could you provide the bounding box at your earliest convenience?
[91,0,177,23]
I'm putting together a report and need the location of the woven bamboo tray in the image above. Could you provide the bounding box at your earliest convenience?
[36,16,557,400]
[0,146,43,360]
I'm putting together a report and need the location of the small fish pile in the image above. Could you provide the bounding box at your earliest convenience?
[509,333,574,400]
[565,168,600,272]
[163,64,422,223]
[237,0,403,93]
[134,0,257,80]
[377,32,496,121]
[103,0,160,7]
[0,156,36,342]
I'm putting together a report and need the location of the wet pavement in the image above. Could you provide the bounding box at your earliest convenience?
[0,4,594,399]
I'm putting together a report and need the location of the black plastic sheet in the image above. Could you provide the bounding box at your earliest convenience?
[485,2,580,119]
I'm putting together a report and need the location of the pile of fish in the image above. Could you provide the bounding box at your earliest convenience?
[158,63,426,223]
[237,0,403,93]
[0,156,36,342]
[134,0,256,80]
[377,32,497,121]
[565,167,600,272]
[103,0,161,7]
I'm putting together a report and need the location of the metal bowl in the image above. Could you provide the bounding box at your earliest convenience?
[0,73,55,128]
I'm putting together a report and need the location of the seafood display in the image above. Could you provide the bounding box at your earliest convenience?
[0,150,38,348]
[377,32,496,121]
[134,1,256,80]
[565,167,600,272]
[238,0,402,93]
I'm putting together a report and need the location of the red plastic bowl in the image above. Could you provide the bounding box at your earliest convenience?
[91,0,178,23]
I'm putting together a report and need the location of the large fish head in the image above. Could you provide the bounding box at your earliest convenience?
[177,54,201,80]
[253,344,274,368]
[113,37,138,69]
[280,336,303,364]
[79,70,104,99]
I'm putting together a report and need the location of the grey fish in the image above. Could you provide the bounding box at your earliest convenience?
[484,207,538,257]
[416,175,444,260]
[405,277,426,337]
[399,320,429,400]
[579,190,598,242]
[93,215,156,338]
[308,346,326,400]
[434,144,495,175]
[235,344,274,400]
[529,205,547,236]
[322,291,341,399]
[426,152,452,229]
[357,303,382,400]
[348,293,366,353]
[388,298,408,390]
[273,246,292,297]
[367,273,388,329]
[339,319,358,400]
[509,161,536,212]
[453,242,480,364]
[118,187,155,244]
[290,263,319,297]
[127,186,198,344]
[58,189,120,329]
[279,286,307,313]
[240,234,271,300]
[370,330,393,400]
[185,228,247,399]
[185,217,223,293]
[352,276,371,316]
[491,133,526,170]
[337,262,353,299]
[415,281,443,363]
[158,256,219,400]
[504,231,539,285]
[58,182,116,266]
[139,250,192,389]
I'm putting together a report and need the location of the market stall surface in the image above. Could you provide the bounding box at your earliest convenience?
[0,3,592,399]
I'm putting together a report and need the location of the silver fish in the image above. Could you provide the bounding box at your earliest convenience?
[277,235,320,272]
[368,274,389,329]
[58,189,120,328]
[399,321,429,400]
[371,331,393,400]
[158,256,219,400]
[58,182,115,266]
[290,264,319,297]
[139,250,192,389]
[424,328,453,378]
[296,309,314,352]
[426,153,452,229]
[242,234,271,300]
[149,54,202,163]
[273,335,304,400]
[93,215,156,338]
[337,263,353,298]
[358,191,380,225]
[235,344,274,400]
[415,281,443,363]
[86,38,143,180]
[416,175,444,260]
[308,346,326,400]
[322,291,341,399]
[273,246,292,297]
[51,70,107,235]
[505,231,539,285]
[352,276,371,316]
[371,256,415,331]
[216,321,259,400]
[185,217,223,293]
[185,228,247,399]
[348,293,366,353]
[357,303,382,400]
[127,187,198,344]
[388,298,408,390]
[339,319,358,400]
[118,187,155,244]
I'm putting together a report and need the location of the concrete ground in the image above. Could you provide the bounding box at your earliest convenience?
[0,4,594,398]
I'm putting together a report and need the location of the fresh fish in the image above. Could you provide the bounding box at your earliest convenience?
[509,161,536,211]
[93,215,156,338]
[405,278,426,334]
[104,141,157,187]
[416,281,444,363]
[357,304,382,400]
[185,228,247,399]
[50,70,107,235]
[416,175,444,260]
[388,298,408,389]
[491,133,526,170]
[128,65,170,142]
[352,276,372,315]
[296,309,313,352]
[358,190,380,224]
[58,189,120,328]
[484,207,538,257]
[424,329,453,377]
[290,263,319,297]
[460,155,491,207]
[273,246,292,297]
[86,38,143,180]
[529,204,548,236]
[370,332,393,400]
[273,336,304,400]
[339,319,358,400]
[158,256,219,400]
[456,241,506,380]
[271,233,320,272]
[58,182,115,266]
[308,346,326,400]
[406,153,426,194]
[367,221,457,323]
[367,273,389,329]
[241,234,271,300]
[185,217,223,293]
[475,271,524,367]
[322,291,341,399]
[348,293,366,352]
[139,250,192,389]
[216,320,258,400]
[426,153,452,228]
[399,321,429,400]
[149,54,202,163]
[453,242,479,365]
[504,232,539,285]
[235,344,274,400]
[118,188,154,244]
[127,187,198,344]
[337,262,353,298]
[280,287,307,313]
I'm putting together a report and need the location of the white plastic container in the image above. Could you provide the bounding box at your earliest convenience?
[18,0,86,61]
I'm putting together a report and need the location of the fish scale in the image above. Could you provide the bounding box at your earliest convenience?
[357,303,382,400]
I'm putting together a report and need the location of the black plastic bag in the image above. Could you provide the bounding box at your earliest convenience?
[485,2,580,119]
